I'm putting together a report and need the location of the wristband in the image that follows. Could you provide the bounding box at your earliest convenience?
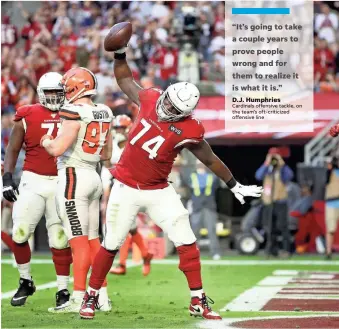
[226,177,237,189]
[42,139,52,148]
[114,52,126,60]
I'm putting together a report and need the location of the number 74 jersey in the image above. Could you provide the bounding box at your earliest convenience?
[57,103,114,171]
[111,88,205,190]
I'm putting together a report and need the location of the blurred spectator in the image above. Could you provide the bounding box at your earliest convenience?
[324,156,339,260]
[96,62,114,96]
[15,76,36,109]
[255,147,294,257]
[315,3,338,45]
[183,160,222,260]
[1,16,18,49]
[314,38,334,84]
[289,183,314,231]
[2,0,224,196]
[150,41,178,89]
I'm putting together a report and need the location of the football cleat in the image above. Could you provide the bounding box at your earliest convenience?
[79,291,99,319]
[109,264,126,275]
[56,289,70,307]
[11,278,36,306]
[189,294,222,320]
[48,296,81,313]
[142,252,153,276]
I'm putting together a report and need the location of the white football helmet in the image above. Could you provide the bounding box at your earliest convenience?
[156,82,200,122]
[37,72,65,111]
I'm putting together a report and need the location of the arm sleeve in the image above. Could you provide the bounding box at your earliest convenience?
[59,105,81,120]
[14,106,29,121]
[174,120,205,149]
[255,164,269,181]
[138,88,162,102]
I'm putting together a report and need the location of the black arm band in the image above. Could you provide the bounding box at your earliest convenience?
[114,52,126,60]
[226,177,237,189]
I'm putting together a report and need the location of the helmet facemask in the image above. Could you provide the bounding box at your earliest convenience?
[38,88,65,111]
[156,91,189,122]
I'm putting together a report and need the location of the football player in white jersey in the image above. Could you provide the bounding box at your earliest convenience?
[41,67,114,313]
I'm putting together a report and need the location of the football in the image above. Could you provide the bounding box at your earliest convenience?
[104,22,132,52]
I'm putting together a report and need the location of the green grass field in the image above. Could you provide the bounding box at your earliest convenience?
[1,254,339,329]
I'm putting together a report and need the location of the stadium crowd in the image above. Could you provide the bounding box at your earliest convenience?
[1,0,225,159]
[314,2,339,92]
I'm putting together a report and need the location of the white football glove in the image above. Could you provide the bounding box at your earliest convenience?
[115,45,128,54]
[230,183,263,205]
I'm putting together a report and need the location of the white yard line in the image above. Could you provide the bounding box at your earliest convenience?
[287,284,339,288]
[258,276,294,286]
[1,277,75,299]
[279,290,339,293]
[290,279,339,283]
[221,269,339,312]
[272,295,339,300]
[220,286,282,312]
[1,262,141,300]
[274,270,339,276]
[2,258,339,265]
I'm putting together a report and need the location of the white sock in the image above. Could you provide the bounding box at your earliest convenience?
[88,286,100,297]
[99,286,108,300]
[190,289,204,299]
[17,262,31,280]
[72,290,85,301]
[56,275,69,292]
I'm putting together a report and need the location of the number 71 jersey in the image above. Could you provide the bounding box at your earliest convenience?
[14,104,60,176]
[57,103,114,171]
[111,88,205,190]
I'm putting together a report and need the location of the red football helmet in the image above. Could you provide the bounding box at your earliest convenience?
[61,67,97,103]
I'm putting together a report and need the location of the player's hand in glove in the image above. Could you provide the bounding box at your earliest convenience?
[40,134,54,147]
[329,124,339,137]
[2,172,19,202]
[115,44,129,54]
[230,183,263,205]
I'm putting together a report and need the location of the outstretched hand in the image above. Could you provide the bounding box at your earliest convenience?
[230,183,263,205]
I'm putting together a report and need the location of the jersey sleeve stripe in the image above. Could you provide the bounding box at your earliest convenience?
[59,111,81,120]
[61,108,80,115]
[174,139,200,149]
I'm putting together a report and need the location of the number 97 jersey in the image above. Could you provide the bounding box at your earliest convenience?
[57,103,113,171]
[111,88,205,190]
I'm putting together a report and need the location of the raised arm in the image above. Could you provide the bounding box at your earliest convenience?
[185,139,234,185]
[186,139,263,204]
[113,50,143,106]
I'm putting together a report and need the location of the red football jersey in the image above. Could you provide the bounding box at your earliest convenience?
[111,89,204,190]
[14,104,60,176]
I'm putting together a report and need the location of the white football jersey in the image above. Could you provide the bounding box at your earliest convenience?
[57,103,114,170]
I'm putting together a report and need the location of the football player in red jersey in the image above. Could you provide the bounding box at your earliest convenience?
[2,72,73,309]
[102,115,153,276]
[80,46,263,320]
[330,123,339,137]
